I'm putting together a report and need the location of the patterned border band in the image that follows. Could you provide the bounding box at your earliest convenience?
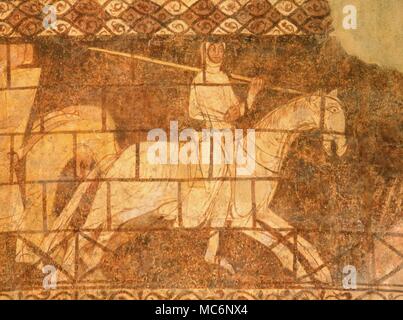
[0,0,333,38]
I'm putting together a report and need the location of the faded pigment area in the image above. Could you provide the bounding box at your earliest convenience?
[329,0,403,72]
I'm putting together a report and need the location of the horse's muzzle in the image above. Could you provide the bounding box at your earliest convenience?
[323,135,347,157]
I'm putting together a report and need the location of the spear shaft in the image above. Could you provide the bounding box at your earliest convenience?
[88,47,303,95]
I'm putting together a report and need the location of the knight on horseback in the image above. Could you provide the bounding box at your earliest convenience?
[188,41,264,273]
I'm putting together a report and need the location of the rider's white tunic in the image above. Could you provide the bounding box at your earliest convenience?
[189,69,244,128]
[186,63,246,228]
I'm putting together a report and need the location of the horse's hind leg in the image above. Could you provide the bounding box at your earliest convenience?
[61,209,168,280]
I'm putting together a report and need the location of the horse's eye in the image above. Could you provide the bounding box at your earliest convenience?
[328,106,339,113]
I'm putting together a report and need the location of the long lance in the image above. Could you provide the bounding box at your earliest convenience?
[88,47,303,95]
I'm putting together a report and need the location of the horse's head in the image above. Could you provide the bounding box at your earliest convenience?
[310,90,347,157]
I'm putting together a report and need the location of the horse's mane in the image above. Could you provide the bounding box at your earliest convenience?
[255,95,310,130]
[255,92,343,130]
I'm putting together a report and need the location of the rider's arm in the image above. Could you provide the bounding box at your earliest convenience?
[189,83,204,120]
[225,77,264,122]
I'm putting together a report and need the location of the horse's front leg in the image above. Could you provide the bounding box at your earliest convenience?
[204,230,235,274]
[250,209,332,284]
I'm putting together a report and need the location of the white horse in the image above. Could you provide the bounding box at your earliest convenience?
[19,90,347,284]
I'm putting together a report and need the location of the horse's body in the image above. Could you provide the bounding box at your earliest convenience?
[18,91,347,284]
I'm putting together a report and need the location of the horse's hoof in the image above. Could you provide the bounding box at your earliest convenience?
[206,256,236,275]
[219,257,236,275]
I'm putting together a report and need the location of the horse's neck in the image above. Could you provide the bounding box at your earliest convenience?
[257,97,318,131]
[254,98,318,176]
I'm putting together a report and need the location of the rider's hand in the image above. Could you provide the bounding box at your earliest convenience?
[249,77,264,97]
[247,77,264,110]
[224,104,241,122]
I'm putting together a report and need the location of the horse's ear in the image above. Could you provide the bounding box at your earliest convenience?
[328,89,338,98]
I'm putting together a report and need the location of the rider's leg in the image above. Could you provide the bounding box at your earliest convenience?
[203,164,234,274]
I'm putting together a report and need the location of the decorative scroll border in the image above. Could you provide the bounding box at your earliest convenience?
[0,0,333,38]
[1,288,402,300]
